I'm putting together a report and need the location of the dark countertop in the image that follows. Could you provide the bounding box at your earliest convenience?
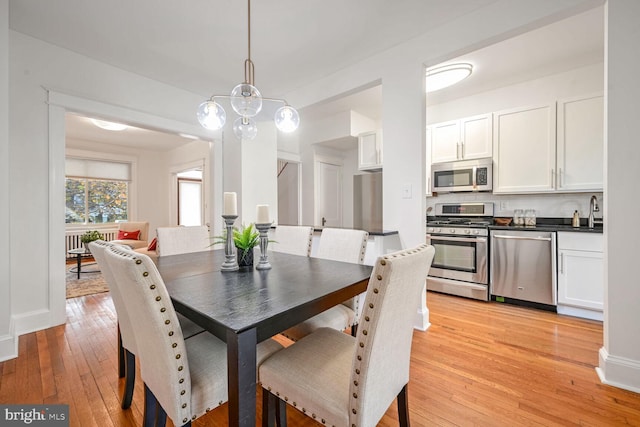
[311,227,399,237]
[489,217,603,233]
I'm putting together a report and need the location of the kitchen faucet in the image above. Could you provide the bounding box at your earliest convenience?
[588,195,599,228]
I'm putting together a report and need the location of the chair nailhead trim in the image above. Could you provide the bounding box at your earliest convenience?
[180,390,185,395]
[156,296,161,301]
[364,316,370,321]
[312,413,316,419]
[353,380,358,386]
[373,288,379,293]
[352,409,357,414]
[359,342,364,348]
[369,303,374,308]
[178,365,184,371]
[168,331,174,336]
[357,355,362,361]
[292,402,296,407]
[322,419,326,424]
[136,259,142,264]
[183,418,188,423]
[302,408,306,413]
[380,259,386,265]
[143,271,149,277]
[353,393,358,398]
[182,404,187,409]
[150,284,156,289]
[179,378,184,383]
[172,343,177,348]
[355,368,360,374]
[165,320,171,325]
[284,397,288,401]
[161,307,166,312]
[362,330,368,335]
[176,354,181,359]
[192,415,197,420]
[376,274,382,280]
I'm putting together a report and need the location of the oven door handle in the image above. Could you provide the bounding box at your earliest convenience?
[493,234,552,242]
[427,235,487,244]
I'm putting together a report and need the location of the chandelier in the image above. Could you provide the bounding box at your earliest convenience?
[197,0,300,140]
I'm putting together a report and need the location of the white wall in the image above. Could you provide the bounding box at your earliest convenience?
[0,0,12,358]
[3,30,216,359]
[597,0,640,393]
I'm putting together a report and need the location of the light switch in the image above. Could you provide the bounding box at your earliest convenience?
[402,183,412,199]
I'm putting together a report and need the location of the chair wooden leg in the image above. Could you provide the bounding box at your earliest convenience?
[275,395,287,427]
[155,403,167,427]
[351,324,358,337]
[143,384,157,427]
[261,388,275,427]
[121,349,135,409]
[397,384,410,427]
[118,325,125,378]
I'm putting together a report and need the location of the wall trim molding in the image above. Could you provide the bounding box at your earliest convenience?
[597,346,640,394]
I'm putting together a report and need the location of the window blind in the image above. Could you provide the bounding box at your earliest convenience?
[66,158,131,181]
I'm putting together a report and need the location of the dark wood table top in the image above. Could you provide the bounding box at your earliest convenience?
[157,248,373,342]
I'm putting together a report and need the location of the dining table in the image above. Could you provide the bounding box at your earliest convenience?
[155,248,373,427]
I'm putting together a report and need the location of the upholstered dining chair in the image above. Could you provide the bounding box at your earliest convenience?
[110,221,149,250]
[260,244,435,427]
[103,245,283,427]
[282,228,368,341]
[156,225,212,257]
[88,240,205,409]
[269,225,314,257]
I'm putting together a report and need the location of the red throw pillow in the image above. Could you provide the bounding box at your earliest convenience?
[147,237,157,251]
[117,229,141,240]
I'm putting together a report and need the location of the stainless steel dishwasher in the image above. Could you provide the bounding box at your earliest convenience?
[490,229,557,308]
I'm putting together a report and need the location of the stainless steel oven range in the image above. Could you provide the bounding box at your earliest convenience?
[426,202,494,301]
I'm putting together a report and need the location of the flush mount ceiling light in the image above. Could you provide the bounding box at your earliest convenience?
[197,0,300,140]
[90,119,128,131]
[426,63,473,93]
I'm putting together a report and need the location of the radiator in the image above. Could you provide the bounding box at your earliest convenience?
[65,228,118,257]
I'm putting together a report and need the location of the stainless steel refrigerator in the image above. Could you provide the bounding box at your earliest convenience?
[353,172,383,232]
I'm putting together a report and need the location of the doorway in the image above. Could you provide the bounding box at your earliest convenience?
[277,159,301,225]
[177,169,203,226]
[315,157,343,228]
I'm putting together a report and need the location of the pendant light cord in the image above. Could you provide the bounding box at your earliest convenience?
[244,0,255,86]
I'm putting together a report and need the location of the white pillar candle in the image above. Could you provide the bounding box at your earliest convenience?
[223,192,237,216]
[256,204,270,223]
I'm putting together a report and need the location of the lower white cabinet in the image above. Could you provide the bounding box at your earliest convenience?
[557,232,603,321]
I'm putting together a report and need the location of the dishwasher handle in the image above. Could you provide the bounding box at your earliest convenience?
[493,234,552,242]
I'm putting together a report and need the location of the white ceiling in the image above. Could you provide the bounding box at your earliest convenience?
[9,1,604,151]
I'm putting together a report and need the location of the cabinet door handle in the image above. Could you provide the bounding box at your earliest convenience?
[460,141,465,159]
[559,168,563,188]
[551,169,555,186]
[560,253,564,274]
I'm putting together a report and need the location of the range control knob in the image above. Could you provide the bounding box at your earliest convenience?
[464,229,471,234]
[449,228,456,234]
[473,229,480,235]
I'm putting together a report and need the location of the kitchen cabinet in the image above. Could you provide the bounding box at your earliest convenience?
[430,113,492,164]
[557,232,603,321]
[358,130,383,170]
[556,93,604,191]
[493,103,557,193]
[493,94,604,194]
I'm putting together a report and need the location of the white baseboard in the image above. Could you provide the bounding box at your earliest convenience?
[596,347,640,394]
[0,318,17,362]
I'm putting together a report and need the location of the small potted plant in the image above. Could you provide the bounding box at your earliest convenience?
[80,230,104,250]
[213,223,260,267]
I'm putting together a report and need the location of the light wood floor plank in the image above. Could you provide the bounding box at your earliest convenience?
[1,291,639,426]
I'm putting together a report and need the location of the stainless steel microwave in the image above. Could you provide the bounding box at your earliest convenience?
[431,157,493,193]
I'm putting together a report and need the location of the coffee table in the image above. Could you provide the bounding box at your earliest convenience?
[67,247,100,279]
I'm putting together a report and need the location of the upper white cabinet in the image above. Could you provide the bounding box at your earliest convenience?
[556,93,604,191]
[493,94,604,194]
[358,130,383,170]
[493,103,557,193]
[557,232,603,321]
[430,114,492,164]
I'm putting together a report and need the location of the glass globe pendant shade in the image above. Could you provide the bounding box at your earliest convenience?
[232,116,258,140]
[197,100,226,130]
[274,105,300,133]
[230,83,263,117]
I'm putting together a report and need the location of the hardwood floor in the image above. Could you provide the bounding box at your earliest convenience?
[1,291,639,426]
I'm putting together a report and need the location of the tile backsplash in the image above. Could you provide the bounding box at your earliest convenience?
[426,192,604,220]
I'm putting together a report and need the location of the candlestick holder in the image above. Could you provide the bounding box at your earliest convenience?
[221,215,239,271]
[255,222,272,270]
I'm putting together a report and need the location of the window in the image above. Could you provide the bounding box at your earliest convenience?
[177,169,203,226]
[65,157,131,224]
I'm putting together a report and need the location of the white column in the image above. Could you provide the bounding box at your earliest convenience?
[0,0,14,361]
[597,0,640,393]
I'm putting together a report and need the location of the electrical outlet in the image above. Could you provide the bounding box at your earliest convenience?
[500,201,509,210]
